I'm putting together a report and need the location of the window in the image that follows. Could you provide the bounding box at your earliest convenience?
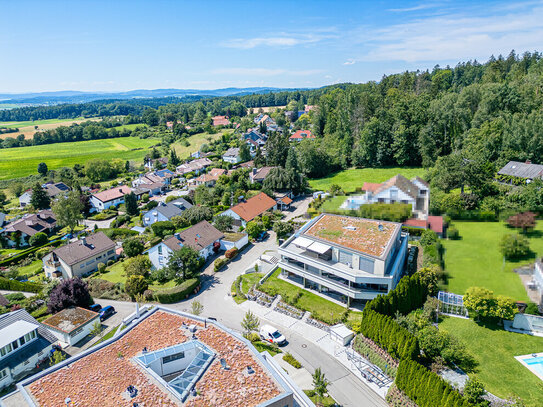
[80,264,85,269]
[11,340,18,350]
[19,336,25,346]
[71,327,84,337]
[158,245,162,255]
[390,189,398,199]
[338,250,352,266]
[163,352,185,363]
[359,256,374,273]
[0,369,7,380]
[107,250,114,255]
[86,260,94,266]
[420,190,426,196]
[0,343,11,357]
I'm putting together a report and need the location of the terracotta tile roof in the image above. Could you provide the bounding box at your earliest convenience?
[289,130,314,140]
[427,215,444,234]
[230,192,277,222]
[195,168,227,183]
[92,185,131,203]
[304,214,400,258]
[51,232,115,266]
[26,311,281,407]
[362,182,382,193]
[42,307,98,334]
[163,220,224,252]
[403,219,428,228]
[278,196,292,205]
[212,115,229,126]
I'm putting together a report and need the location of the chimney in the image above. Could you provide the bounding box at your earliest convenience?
[81,237,87,246]
[119,188,123,193]
[175,233,180,240]
[526,160,532,164]
[252,168,257,175]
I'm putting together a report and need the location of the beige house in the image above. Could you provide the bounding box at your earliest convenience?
[43,232,116,279]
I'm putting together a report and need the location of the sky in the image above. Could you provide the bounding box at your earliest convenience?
[1,0,542,93]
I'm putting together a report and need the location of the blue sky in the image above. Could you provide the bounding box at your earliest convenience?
[1,0,542,92]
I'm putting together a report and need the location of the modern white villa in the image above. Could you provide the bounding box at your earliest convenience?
[341,175,430,219]
[278,213,408,307]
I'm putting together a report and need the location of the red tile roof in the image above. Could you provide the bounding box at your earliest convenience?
[362,182,382,193]
[289,130,314,140]
[212,115,230,126]
[403,219,428,228]
[92,185,131,203]
[403,216,445,234]
[230,192,277,222]
[26,311,281,407]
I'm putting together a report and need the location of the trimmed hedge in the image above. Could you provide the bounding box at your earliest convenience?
[0,277,43,293]
[102,228,139,240]
[154,278,200,304]
[396,359,472,407]
[0,240,63,267]
[360,309,419,361]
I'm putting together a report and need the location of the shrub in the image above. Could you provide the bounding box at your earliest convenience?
[225,248,238,259]
[35,247,51,260]
[29,232,49,247]
[125,275,148,298]
[97,263,106,274]
[0,277,42,293]
[102,228,139,240]
[500,233,530,259]
[447,227,459,240]
[122,238,144,258]
[246,332,260,342]
[151,221,175,238]
[166,195,178,203]
[214,257,227,272]
[5,292,26,302]
[282,352,302,369]
[48,278,93,314]
[154,278,200,303]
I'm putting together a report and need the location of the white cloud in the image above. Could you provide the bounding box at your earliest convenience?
[221,31,336,49]
[387,3,437,13]
[211,68,323,76]
[357,4,543,63]
[343,59,356,65]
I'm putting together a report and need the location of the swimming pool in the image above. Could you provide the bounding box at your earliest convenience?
[517,353,543,380]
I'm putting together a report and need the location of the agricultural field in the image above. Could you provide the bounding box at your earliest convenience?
[0,136,158,180]
[171,130,229,159]
[308,167,426,193]
[0,117,103,140]
[442,221,543,301]
[440,317,543,406]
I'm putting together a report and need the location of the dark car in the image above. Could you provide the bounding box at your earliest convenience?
[99,305,115,321]
[89,304,102,313]
[256,231,269,242]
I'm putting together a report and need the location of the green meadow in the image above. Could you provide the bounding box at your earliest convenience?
[0,117,88,128]
[0,137,158,179]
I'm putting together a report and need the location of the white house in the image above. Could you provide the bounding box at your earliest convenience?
[42,307,100,346]
[0,309,58,390]
[18,182,71,208]
[222,147,241,164]
[147,220,224,270]
[42,232,116,279]
[341,174,430,219]
[220,232,249,251]
[90,185,132,212]
[221,192,277,227]
[142,199,192,227]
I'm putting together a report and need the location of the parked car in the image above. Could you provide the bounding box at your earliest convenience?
[259,324,287,346]
[256,231,269,242]
[89,304,102,313]
[99,305,115,321]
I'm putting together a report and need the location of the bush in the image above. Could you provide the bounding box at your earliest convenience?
[214,257,227,272]
[166,195,178,203]
[224,248,238,259]
[5,292,26,302]
[35,247,51,260]
[154,278,200,303]
[447,227,459,240]
[151,221,175,238]
[29,232,49,247]
[125,275,148,298]
[48,278,93,313]
[0,277,42,293]
[500,233,530,259]
[113,214,131,228]
[122,238,144,258]
[102,228,139,240]
[97,263,106,274]
[282,352,302,369]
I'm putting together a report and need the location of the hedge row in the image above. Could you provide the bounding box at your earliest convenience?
[364,272,428,317]
[0,276,43,293]
[396,359,471,407]
[360,309,419,360]
[0,240,63,267]
[154,278,200,304]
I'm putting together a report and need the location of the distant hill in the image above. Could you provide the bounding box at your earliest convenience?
[0,87,299,106]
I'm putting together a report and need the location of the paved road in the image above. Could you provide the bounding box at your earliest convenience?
[283,196,312,221]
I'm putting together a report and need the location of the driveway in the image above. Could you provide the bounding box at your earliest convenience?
[283,196,312,221]
[83,218,116,230]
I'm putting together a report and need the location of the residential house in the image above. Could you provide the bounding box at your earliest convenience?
[176,157,213,176]
[142,198,192,227]
[222,147,241,164]
[90,185,132,212]
[498,160,543,183]
[403,216,445,237]
[341,174,430,219]
[212,115,229,126]
[19,182,70,208]
[147,220,224,270]
[0,309,58,390]
[42,232,116,279]
[221,192,277,227]
[41,307,100,346]
[289,130,315,142]
[1,210,57,247]
[13,308,313,407]
[278,213,409,306]
[243,130,267,146]
[192,168,227,187]
[250,166,277,184]
[132,169,175,196]
[531,260,543,308]
[144,156,169,171]
[275,193,293,211]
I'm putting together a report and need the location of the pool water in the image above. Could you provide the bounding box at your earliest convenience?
[524,356,543,375]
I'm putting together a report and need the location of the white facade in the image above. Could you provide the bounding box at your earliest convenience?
[148,241,215,270]
[18,192,32,208]
[45,317,99,346]
[89,195,125,212]
[220,208,244,226]
[43,247,116,279]
[220,234,249,251]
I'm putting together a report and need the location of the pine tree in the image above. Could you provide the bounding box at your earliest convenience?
[30,183,50,209]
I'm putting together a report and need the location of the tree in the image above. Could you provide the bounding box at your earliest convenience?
[151,220,175,238]
[125,192,139,216]
[0,191,6,209]
[285,148,299,172]
[37,162,48,176]
[273,221,294,240]
[239,143,251,162]
[30,183,50,210]
[123,255,151,278]
[312,368,330,407]
[90,320,103,338]
[191,300,204,316]
[125,275,148,299]
[123,238,144,258]
[52,190,84,233]
[182,205,213,225]
[166,246,204,282]
[263,167,308,194]
[266,132,289,167]
[500,233,530,259]
[29,232,48,247]
[246,221,264,239]
[254,147,265,167]
[50,350,66,366]
[213,215,234,232]
[464,287,495,321]
[48,278,93,314]
[507,212,536,233]
[241,310,259,337]
[463,378,489,406]
[169,148,180,167]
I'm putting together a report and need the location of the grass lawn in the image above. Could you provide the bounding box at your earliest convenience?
[441,221,543,301]
[240,272,264,294]
[0,136,158,179]
[0,248,24,260]
[0,117,89,128]
[16,260,43,276]
[93,260,176,290]
[308,167,426,193]
[319,195,347,212]
[440,317,543,406]
[303,391,336,407]
[171,130,229,159]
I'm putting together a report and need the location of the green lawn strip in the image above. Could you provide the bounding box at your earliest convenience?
[240,272,263,294]
[0,117,89,128]
[439,317,543,406]
[94,260,176,290]
[0,136,158,179]
[259,269,302,304]
[319,195,348,212]
[442,221,543,300]
[171,130,228,159]
[303,391,336,407]
[16,260,43,276]
[308,167,426,193]
[252,341,282,356]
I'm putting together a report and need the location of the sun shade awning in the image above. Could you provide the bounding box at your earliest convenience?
[307,241,332,254]
[292,236,313,248]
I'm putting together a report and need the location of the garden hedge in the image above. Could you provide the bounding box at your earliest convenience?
[154,278,200,304]
[0,277,43,293]
[0,240,63,267]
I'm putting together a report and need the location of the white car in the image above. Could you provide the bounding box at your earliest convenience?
[259,324,287,346]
